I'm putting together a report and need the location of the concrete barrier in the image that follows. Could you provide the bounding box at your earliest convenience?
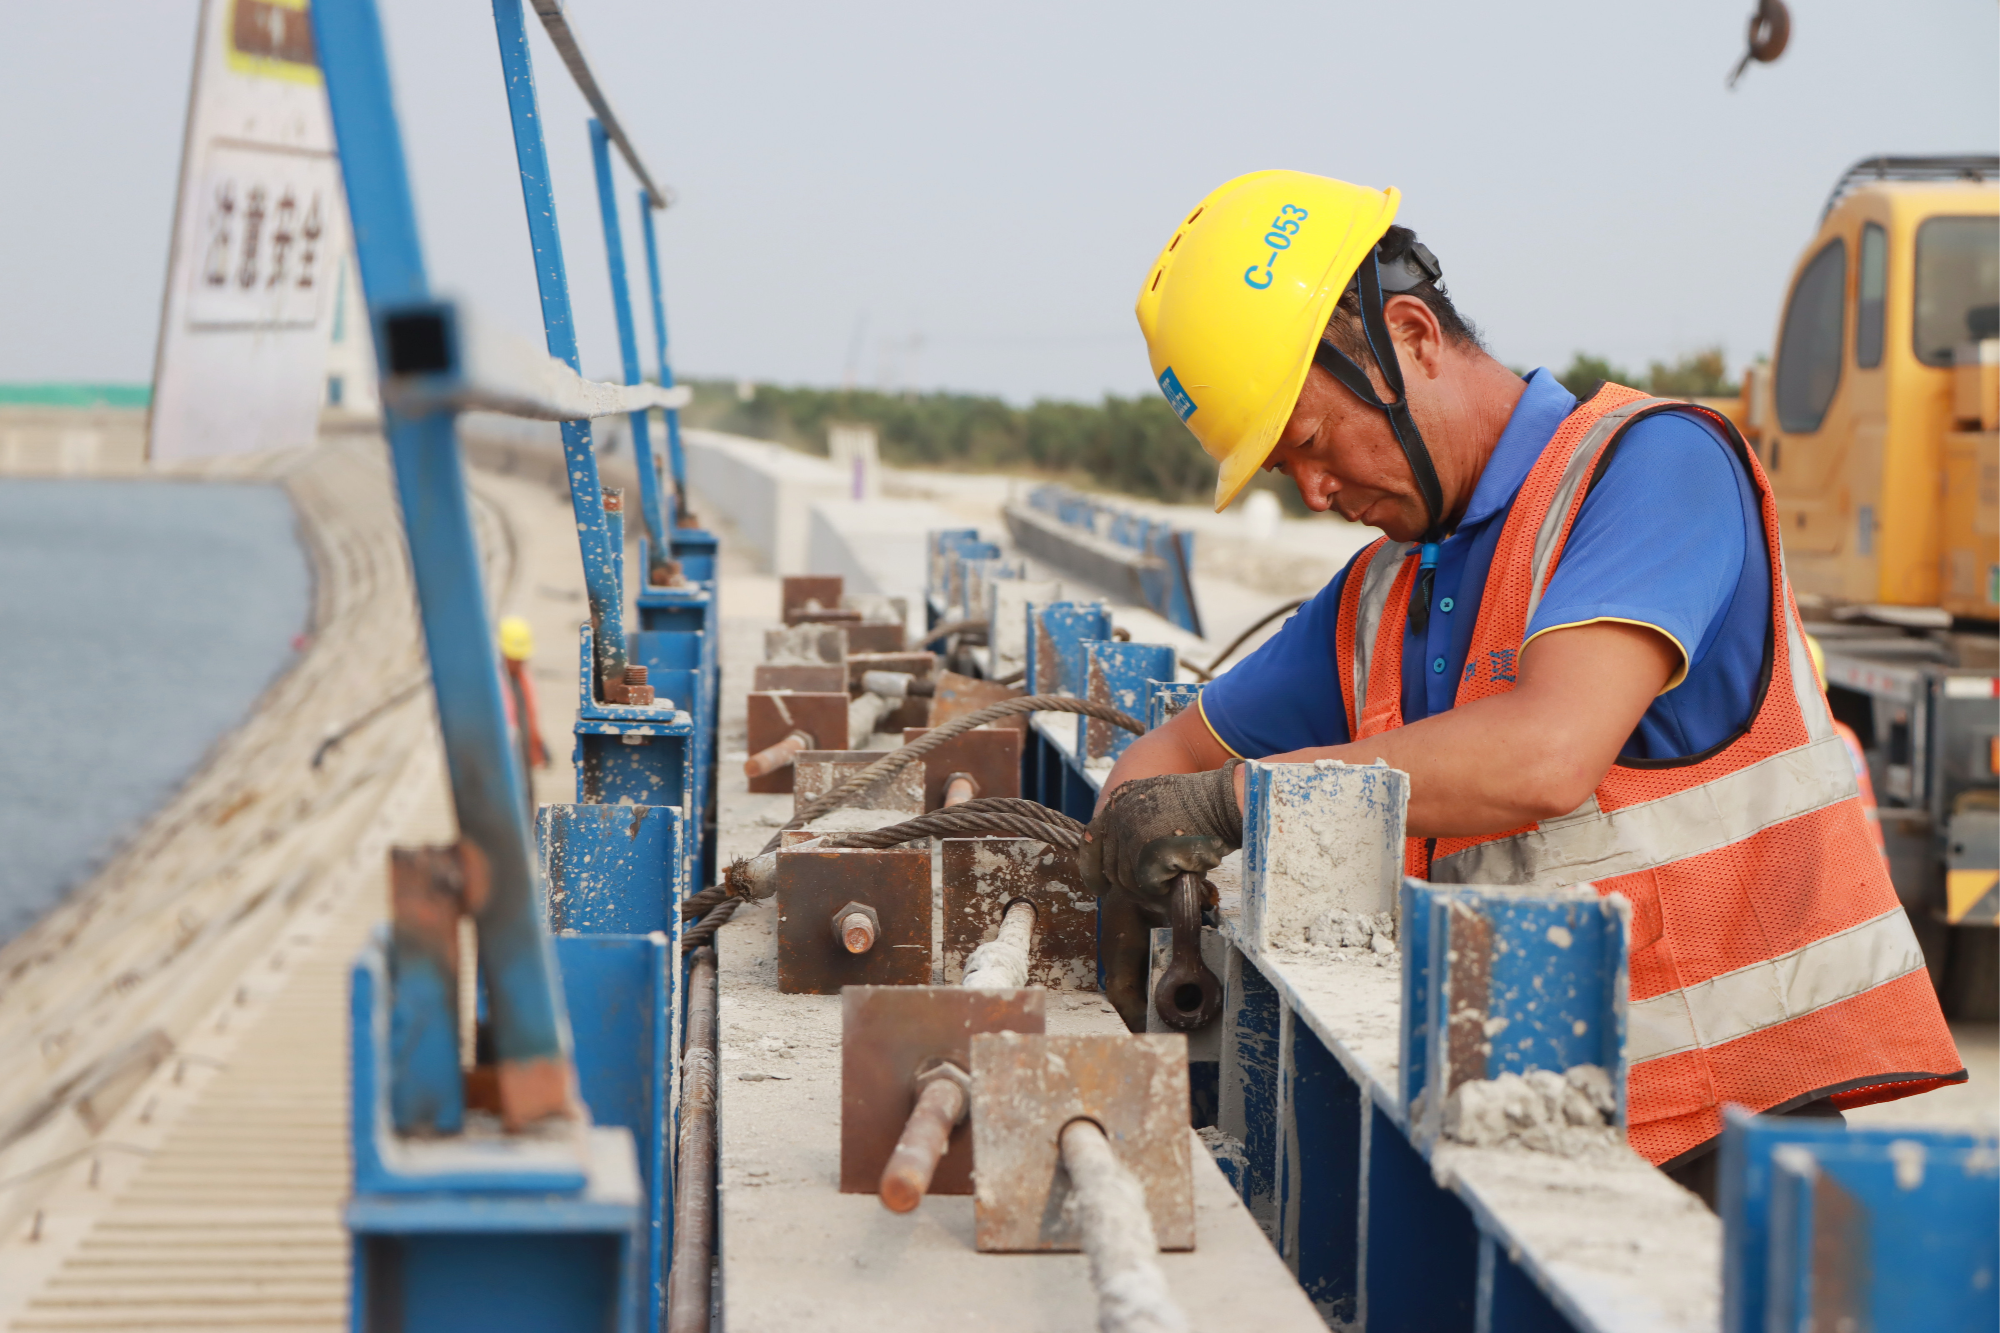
[683,429,848,574]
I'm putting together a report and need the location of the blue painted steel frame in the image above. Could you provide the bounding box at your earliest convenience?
[637,197,687,498]
[1022,486,1203,635]
[588,118,673,557]
[317,4,689,1329]
[556,931,674,1328]
[1719,1110,1999,1333]
[314,0,571,1090]
[491,0,626,695]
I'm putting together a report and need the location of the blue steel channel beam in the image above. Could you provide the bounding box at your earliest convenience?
[637,193,689,501]
[312,0,574,1094]
[588,117,672,567]
[491,0,627,695]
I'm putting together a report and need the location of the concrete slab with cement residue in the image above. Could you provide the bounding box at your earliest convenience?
[712,899,1326,1333]
[708,573,1325,1332]
[1212,889,1723,1333]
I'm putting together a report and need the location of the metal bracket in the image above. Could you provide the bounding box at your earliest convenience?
[904,725,1022,809]
[941,838,1094,990]
[839,985,1044,1196]
[776,848,933,992]
[744,691,847,794]
[794,750,924,816]
[969,1032,1194,1252]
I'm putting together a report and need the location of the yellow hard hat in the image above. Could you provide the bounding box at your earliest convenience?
[499,615,535,662]
[1136,171,1401,512]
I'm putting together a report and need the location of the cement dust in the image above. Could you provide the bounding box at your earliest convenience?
[1279,907,1396,968]
[1442,1066,1618,1157]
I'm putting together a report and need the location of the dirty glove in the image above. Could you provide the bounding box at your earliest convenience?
[1080,763,1242,905]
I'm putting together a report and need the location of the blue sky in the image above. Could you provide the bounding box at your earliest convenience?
[2,0,1994,403]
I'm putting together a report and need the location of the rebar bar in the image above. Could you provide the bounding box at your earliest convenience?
[666,947,718,1333]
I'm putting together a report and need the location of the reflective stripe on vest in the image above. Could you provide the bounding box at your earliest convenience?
[1349,537,1408,732]
[1330,383,1963,1162]
[1427,399,1844,885]
[1626,906,1926,1063]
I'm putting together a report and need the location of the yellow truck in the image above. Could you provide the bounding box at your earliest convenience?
[1734,155,1998,1016]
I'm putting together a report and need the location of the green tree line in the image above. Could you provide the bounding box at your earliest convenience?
[681,346,1740,508]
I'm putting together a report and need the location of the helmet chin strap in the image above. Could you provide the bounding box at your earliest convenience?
[1310,252,1449,637]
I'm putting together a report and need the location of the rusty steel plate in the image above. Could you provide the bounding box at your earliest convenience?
[781,575,845,624]
[845,622,907,653]
[753,663,845,693]
[932,669,1027,733]
[839,986,1045,1196]
[970,1033,1193,1253]
[745,692,849,794]
[777,848,933,993]
[794,750,925,816]
[903,725,1022,809]
[763,625,848,664]
[941,838,1094,990]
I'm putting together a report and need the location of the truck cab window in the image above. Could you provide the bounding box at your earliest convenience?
[1856,223,1887,369]
[1776,238,1846,432]
[1914,215,2000,366]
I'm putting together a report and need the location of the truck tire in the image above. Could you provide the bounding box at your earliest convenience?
[1941,925,1999,1022]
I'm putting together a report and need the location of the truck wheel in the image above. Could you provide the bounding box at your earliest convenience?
[1940,925,1999,1022]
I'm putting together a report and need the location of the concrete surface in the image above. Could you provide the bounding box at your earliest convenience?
[707,556,1325,1332]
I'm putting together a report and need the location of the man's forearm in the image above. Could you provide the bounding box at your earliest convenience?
[1262,694,1600,837]
[1262,621,1678,837]
[1095,706,1231,811]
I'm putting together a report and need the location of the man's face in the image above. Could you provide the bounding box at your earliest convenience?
[1261,360,1430,542]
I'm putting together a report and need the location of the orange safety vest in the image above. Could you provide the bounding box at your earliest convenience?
[1333,384,1964,1166]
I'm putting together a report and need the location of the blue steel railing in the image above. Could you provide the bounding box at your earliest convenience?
[316,0,717,1328]
[1019,484,1203,636]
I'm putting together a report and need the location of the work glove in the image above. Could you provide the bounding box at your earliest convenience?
[1080,763,1242,907]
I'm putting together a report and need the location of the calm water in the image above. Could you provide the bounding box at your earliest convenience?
[0,479,308,944]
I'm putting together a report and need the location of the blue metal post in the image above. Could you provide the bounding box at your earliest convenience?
[1024,601,1112,696]
[636,194,687,501]
[1364,1099,1479,1331]
[314,0,572,1090]
[1080,640,1175,761]
[588,118,672,563]
[491,0,626,695]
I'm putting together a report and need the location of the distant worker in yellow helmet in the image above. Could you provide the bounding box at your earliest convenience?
[1081,170,1962,1203]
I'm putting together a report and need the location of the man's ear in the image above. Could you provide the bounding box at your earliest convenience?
[1384,294,1446,381]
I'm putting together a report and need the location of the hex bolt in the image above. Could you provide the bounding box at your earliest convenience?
[879,1059,973,1213]
[622,664,655,706]
[831,901,880,954]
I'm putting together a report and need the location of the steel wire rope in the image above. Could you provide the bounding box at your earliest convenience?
[677,799,1084,926]
[1177,597,1306,683]
[679,695,1139,952]
[771,694,1137,852]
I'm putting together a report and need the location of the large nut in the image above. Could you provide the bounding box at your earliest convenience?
[912,1057,973,1105]
[831,901,881,954]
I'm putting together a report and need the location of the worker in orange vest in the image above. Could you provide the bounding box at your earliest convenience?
[1083,171,1963,1204]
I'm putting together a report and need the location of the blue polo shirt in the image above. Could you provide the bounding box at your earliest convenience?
[1199,369,1771,762]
